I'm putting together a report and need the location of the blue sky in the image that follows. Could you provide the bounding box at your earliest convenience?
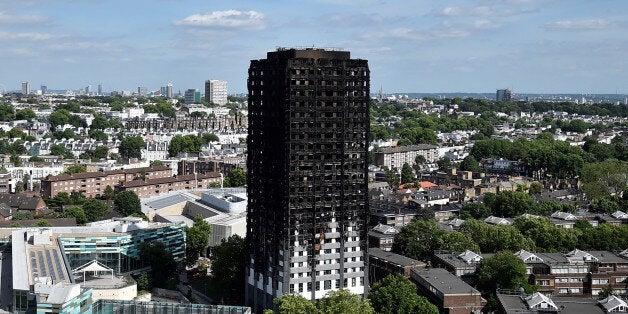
[0,0,626,94]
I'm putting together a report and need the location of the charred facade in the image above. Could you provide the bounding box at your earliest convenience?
[246,48,370,310]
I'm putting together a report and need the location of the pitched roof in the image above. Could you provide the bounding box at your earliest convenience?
[43,165,171,182]
[525,292,558,311]
[0,194,44,210]
[598,295,628,313]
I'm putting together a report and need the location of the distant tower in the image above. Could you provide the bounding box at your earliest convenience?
[184,89,199,104]
[138,86,148,96]
[166,83,173,98]
[41,85,47,95]
[496,89,512,102]
[97,84,103,96]
[21,82,30,95]
[205,80,228,105]
[246,48,370,311]
[85,85,92,95]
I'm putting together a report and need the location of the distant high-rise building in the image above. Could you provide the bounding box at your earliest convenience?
[138,86,148,96]
[246,48,370,311]
[41,85,47,95]
[85,85,92,95]
[496,89,512,102]
[21,82,30,95]
[184,89,200,104]
[98,84,103,96]
[205,80,228,105]
[166,83,173,98]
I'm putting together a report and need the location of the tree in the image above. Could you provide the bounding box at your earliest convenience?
[50,145,75,159]
[119,136,145,159]
[440,231,480,253]
[211,235,246,304]
[136,272,151,292]
[168,134,203,157]
[317,289,374,314]
[202,133,219,144]
[598,284,615,299]
[139,241,178,289]
[477,251,531,293]
[82,198,109,222]
[150,160,164,167]
[393,219,446,261]
[369,274,438,314]
[64,164,86,174]
[34,220,52,227]
[88,129,108,141]
[49,109,70,130]
[10,153,22,167]
[400,163,414,184]
[15,108,37,120]
[12,212,34,220]
[186,216,212,265]
[225,169,246,187]
[414,155,426,165]
[60,206,88,224]
[270,294,318,314]
[528,182,543,195]
[437,156,453,172]
[460,155,480,172]
[0,103,15,121]
[103,185,115,200]
[114,190,142,216]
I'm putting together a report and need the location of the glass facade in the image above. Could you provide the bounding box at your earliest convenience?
[92,300,251,314]
[58,224,185,274]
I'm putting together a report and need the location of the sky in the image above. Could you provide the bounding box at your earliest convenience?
[0,0,626,95]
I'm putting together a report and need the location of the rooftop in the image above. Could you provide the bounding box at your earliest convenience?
[368,248,424,268]
[412,268,481,295]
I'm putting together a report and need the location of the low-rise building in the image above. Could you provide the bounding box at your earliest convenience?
[41,166,172,198]
[375,144,438,170]
[411,268,485,314]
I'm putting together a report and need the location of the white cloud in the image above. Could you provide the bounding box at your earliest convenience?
[440,6,493,17]
[473,19,502,29]
[173,10,265,30]
[544,19,611,30]
[0,31,52,41]
[0,11,49,24]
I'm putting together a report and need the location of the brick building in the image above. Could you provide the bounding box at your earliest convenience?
[368,248,425,283]
[118,172,221,198]
[41,166,172,198]
[411,268,485,314]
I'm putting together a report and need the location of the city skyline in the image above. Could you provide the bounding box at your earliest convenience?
[0,0,626,94]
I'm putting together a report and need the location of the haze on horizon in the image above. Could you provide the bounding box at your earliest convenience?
[0,0,625,95]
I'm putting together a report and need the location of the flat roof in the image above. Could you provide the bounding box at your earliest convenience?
[11,230,30,291]
[412,268,480,295]
[378,144,438,154]
[497,294,604,314]
[368,248,424,267]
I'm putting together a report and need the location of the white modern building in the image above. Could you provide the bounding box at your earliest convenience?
[205,80,228,106]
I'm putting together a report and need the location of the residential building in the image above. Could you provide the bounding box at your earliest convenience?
[118,172,221,198]
[411,268,485,314]
[22,82,30,95]
[246,48,370,310]
[0,193,49,215]
[205,80,228,105]
[41,166,172,198]
[368,248,425,282]
[367,224,399,251]
[375,144,438,170]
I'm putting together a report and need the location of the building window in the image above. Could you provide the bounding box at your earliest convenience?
[324,280,331,290]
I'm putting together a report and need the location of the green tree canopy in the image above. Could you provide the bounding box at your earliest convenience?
[114,190,142,216]
[316,289,374,314]
[400,163,414,184]
[270,294,318,314]
[460,155,480,172]
[60,205,88,224]
[369,274,438,314]
[211,235,246,304]
[186,216,212,265]
[82,198,109,222]
[119,136,145,159]
[477,251,531,292]
[225,169,246,187]
[15,108,36,120]
[437,156,453,172]
[168,134,204,157]
[393,219,446,261]
[139,241,178,289]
